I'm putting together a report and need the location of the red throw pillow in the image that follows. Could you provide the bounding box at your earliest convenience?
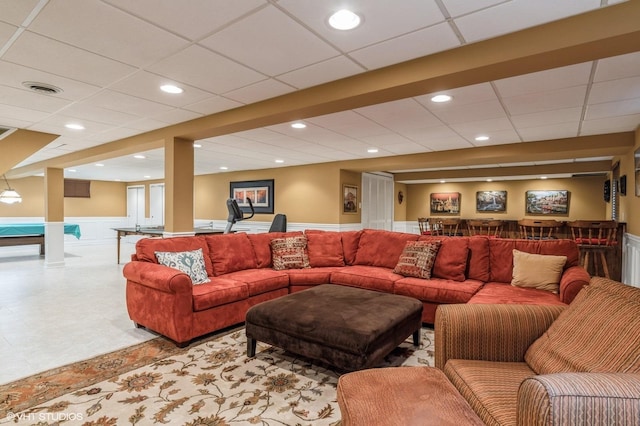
[393,241,441,279]
[305,230,345,267]
[271,236,311,270]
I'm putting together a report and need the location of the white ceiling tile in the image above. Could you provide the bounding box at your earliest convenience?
[185,96,244,116]
[356,98,442,131]
[0,101,50,123]
[518,122,580,141]
[0,84,71,112]
[200,6,338,76]
[1,0,41,26]
[32,114,115,135]
[594,51,640,82]
[502,86,587,115]
[309,110,388,139]
[109,71,213,108]
[349,22,460,70]
[0,21,16,46]
[588,76,640,104]
[4,31,136,86]
[453,0,601,43]
[61,103,139,126]
[278,0,446,52]
[29,0,189,67]
[85,90,173,117]
[580,113,640,135]
[151,108,203,125]
[430,99,507,124]
[440,0,507,18]
[149,45,265,94]
[103,0,267,41]
[494,63,593,97]
[586,99,640,120]
[450,117,516,138]
[510,107,583,129]
[276,56,365,89]
[223,79,295,104]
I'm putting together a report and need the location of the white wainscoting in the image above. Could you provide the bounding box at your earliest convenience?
[195,219,361,234]
[622,233,640,288]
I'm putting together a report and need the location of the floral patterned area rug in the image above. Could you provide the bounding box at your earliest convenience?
[0,326,434,425]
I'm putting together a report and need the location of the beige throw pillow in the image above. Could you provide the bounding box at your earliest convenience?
[511,249,566,293]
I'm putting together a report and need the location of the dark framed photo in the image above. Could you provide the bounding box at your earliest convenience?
[476,191,507,212]
[525,190,569,215]
[343,184,358,214]
[430,192,460,215]
[230,179,274,214]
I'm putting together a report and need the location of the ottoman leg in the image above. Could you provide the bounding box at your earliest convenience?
[412,329,421,347]
[247,337,257,357]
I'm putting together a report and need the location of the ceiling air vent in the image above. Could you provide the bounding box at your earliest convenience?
[22,81,63,95]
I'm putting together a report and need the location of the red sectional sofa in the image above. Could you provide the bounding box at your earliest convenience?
[123,229,590,346]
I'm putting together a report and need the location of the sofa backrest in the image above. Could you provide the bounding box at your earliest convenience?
[134,235,214,276]
[205,233,258,275]
[489,238,580,283]
[525,277,640,374]
[247,231,303,268]
[353,229,419,269]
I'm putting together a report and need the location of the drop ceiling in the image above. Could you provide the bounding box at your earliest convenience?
[1,0,639,183]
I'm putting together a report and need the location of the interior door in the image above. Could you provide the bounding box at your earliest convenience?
[361,173,394,230]
[126,185,145,227]
[149,184,165,226]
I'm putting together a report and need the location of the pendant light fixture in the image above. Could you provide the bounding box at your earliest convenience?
[0,174,22,204]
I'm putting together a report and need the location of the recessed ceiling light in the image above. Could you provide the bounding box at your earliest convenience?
[95,163,104,167]
[193,143,202,148]
[367,148,379,153]
[160,84,183,94]
[219,166,228,170]
[328,9,361,30]
[540,176,548,180]
[275,159,284,164]
[65,123,85,130]
[431,94,452,103]
[475,135,490,141]
[144,175,151,178]
[440,180,446,184]
[486,178,493,182]
[134,155,145,159]
[291,122,306,129]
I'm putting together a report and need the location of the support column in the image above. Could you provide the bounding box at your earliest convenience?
[164,137,195,237]
[44,167,65,267]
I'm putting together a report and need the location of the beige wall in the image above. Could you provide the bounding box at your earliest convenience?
[405,176,607,222]
[394,182,407,221]
[617,125,640,234]
[0,176,127,217]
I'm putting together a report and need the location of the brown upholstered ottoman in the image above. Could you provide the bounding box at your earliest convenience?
[337,366,484,426]
[245,284,422,371]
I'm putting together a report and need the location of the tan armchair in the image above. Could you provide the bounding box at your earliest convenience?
[435,277,640,426]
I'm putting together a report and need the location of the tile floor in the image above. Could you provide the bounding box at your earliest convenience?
[0,241,156,384]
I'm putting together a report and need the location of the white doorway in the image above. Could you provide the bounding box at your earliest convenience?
[149,184,165,226]
[361,172,394,230]
[126,185,145,227]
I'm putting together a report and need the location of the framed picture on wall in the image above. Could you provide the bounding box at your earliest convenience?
[343,184,358,213]
[230,179,274,214]
[525,190,569,215]
[430,192,460,215]
[476,191,507,212]
[635,147,640,197]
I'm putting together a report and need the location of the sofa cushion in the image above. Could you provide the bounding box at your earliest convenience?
[445,359,536,426]
[286,267,343,285]
[155,248,211,285]
[525,277,640,375]
[220,268,290,296]
[354,229,419,269]
[469,282,567,306]
[136,236,213,276]
[305,230,345,267]
[340,230,363,265]
[247,231,303,268]
[192,277,249,311]
[511,249,566,293]
[271,236,310,270]
[420,236,469,282]
[467,236,490,282]
[394,277,483,304]
[205,233,257,276]
[393,241,440,279]
[330,265,403,293]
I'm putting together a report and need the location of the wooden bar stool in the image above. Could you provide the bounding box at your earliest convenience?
[518,219,562,240]
[467,219,504,237]
[418,217,430,235]
[567,220,618,278]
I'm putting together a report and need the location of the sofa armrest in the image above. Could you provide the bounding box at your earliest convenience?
[123,261,193,295]
[559,265,590,304]
[518,373,640,426]
[435,304,565,370]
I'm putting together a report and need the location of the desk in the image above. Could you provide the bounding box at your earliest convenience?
[113,227,226,263]
[0,223,82,255]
